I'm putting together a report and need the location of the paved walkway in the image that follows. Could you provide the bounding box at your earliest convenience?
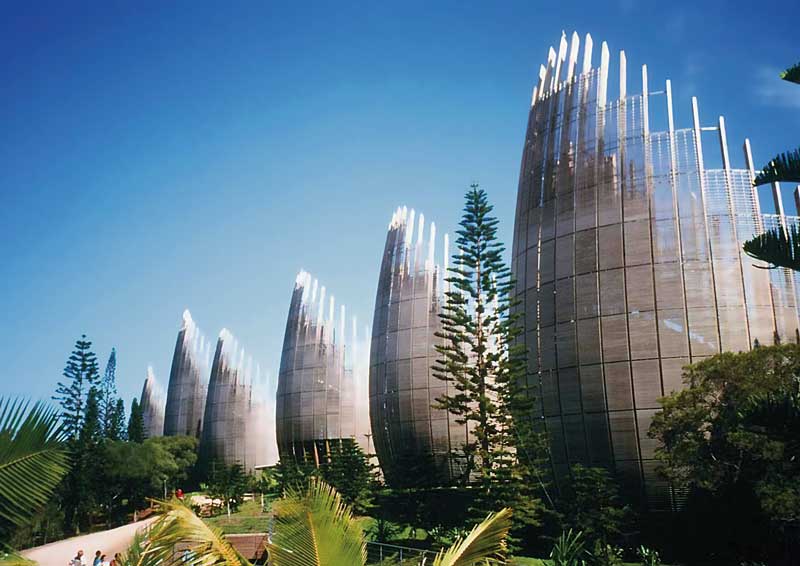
[22,518,155,565]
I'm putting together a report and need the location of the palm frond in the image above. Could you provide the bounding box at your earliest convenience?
[140,500,250,566]
[743,226,800,272]
[115,520,178,566]
[780,62,800,85]
[0,398,69,534]
[0,548,35,566]
[268,477,366,566]
[431,508,512,566]
[753,148,800,186]
[115,529,149,566]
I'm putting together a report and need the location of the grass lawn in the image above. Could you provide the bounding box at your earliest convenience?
[202,498,272,534]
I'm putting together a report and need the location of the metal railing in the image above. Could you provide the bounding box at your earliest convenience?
[365,541,436,565]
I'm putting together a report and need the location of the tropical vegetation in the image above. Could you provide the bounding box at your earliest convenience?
[0,398,69,562]
[743,61,800,270]
[649,343,800,563]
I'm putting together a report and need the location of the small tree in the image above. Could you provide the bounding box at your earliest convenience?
[127,398,145,443]
[558,465,632,553]
[274,454,317,495]
[434,184,546,547]
[54,335,99,439]
[207,462,249,516]
[318,439,376,514]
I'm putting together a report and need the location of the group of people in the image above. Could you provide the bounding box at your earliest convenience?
[68,549,122,566]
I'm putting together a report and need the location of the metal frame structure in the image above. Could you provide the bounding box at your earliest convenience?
[140,366,165,438]
[276,270,366,461]
[163,309,211,438]
[368,207,467,485]
[200,328,266,471]
[512,31,800,509]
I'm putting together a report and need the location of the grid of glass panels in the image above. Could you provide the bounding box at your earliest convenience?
[276,283,356,461]
[164,323,208,439]
[200,336,258,471]
[369,215,467,486]
[512,38,799,511]
[140,370,165,438]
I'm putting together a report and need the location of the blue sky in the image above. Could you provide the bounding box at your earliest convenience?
[1,1,798,407]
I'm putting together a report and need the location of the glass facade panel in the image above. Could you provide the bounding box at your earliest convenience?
[278,272,364,466]
[369,209,467,485]
[512,31,797,510]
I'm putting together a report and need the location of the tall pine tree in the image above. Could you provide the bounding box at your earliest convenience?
[433,185,546,548]
[53,335,100,439]
[61,386,103,533]
[127,398,145,443]
[108,398,126,441]
[99,348,119,439]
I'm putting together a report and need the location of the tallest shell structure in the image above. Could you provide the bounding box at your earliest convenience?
[513,32,799,510]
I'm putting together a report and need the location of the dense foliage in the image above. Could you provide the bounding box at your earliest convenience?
[317,439,377,514]
[649,344,800,563]
[127,398,145,443]
[269,441,376,514]
[557,465,632,554]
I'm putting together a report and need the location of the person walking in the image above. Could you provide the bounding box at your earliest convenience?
[92,550,102,566]
[68,549,86,566]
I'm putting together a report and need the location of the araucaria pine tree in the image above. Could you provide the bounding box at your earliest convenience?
[434,184,545,547]
[127,397,146,443]
[53,335,100,439]
[108,398,126,441]
[99,348,119,439]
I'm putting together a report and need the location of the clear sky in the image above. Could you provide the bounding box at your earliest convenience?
[1,1,798,408]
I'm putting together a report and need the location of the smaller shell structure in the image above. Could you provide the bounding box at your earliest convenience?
[163,310,211,438]
[199,329,268,472]
[140,366,165,438]
[369,207,468,486]
[276,270,369,461]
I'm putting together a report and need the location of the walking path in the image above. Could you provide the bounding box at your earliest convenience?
[22,518,155,565]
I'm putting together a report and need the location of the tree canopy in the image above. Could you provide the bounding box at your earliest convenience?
[649,344,800,562]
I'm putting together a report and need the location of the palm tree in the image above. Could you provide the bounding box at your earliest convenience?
[743,62,800,269]
[0,399,69,534]
[0,398,70,565]
[115,477,512,566]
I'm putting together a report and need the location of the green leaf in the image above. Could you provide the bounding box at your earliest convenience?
[146,500,250,565]
[268,477,367,566]
[753,148,800,186]
[743,226,800,271]
[431,507,512,566]
[780,62,800,85]
[0,398,69,535]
